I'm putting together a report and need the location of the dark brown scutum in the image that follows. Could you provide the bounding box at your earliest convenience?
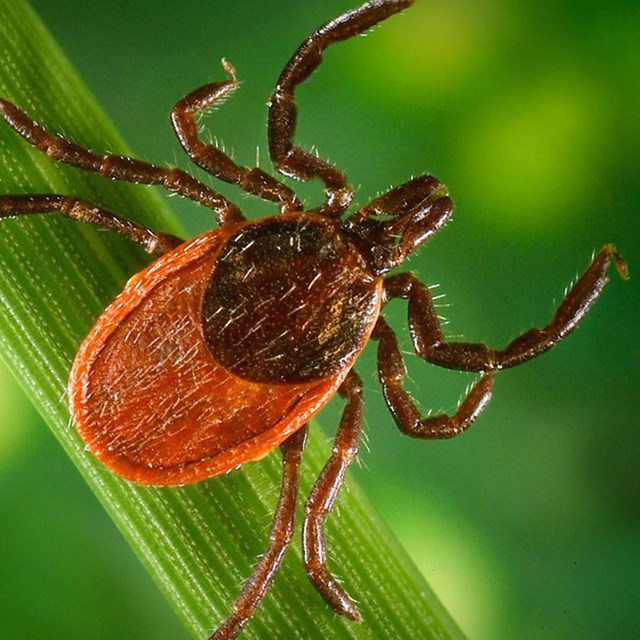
[202,215,380,383]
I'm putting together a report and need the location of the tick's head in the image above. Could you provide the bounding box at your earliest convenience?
[342,175,453,276]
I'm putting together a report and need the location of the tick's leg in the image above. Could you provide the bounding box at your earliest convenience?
[171,60,301,214]
[0,194,183,255]
[0,99,242,226]
[302,370,363,622]
[209,426,308,640]
[384,245,628,372]
[374,315,494,438]
[269,0,414,218]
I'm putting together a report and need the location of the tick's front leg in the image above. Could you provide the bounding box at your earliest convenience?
[385,245,627,372]
[171,60,300,217]
[268,1,414,218]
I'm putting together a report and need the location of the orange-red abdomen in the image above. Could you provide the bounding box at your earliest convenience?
[69,214,382,486]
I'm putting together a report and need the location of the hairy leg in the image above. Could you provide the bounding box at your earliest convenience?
[374,316,494,438]
[269,0,414,218]
[383,245,628,372]
[0,99,241,226]
[209,426,308,640]
[302,370,364,621]
[0,194,182,255]
[171,59,301,214]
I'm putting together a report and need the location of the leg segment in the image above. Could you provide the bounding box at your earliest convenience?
[209,426,308,640]
[374,316,494,438]
[0,99,242,226]
[0,194,183,255]
[269,0,414,218]
[384,245,628,372]
[302,370,364,622]
[171,60,302,214]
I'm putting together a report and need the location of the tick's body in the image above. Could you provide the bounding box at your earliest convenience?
[0,0,626,639]
[70,214,382,485]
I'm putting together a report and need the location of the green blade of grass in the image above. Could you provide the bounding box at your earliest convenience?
[0,1,465,638]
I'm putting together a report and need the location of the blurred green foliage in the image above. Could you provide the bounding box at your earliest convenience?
[0,1,638,639]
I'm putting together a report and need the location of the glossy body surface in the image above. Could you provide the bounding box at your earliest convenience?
[0,0,627,639]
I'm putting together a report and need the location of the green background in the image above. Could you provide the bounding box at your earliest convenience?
[0,1,638,639]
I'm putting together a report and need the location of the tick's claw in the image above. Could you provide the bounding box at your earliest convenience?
[610,245,629,280]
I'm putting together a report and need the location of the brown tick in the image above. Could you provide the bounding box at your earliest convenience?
[0,1,628,638]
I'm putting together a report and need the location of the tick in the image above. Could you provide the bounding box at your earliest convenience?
[0,1,628,639]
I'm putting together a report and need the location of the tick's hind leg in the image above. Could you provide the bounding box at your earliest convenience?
[374,316,494,438]
[171,60,301,214]
[0,98,241,226]
[268,0,414,218]
[385,245,628,373]
[302,370,364,622]
[209,426,308,640]
[0,194,183,255]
